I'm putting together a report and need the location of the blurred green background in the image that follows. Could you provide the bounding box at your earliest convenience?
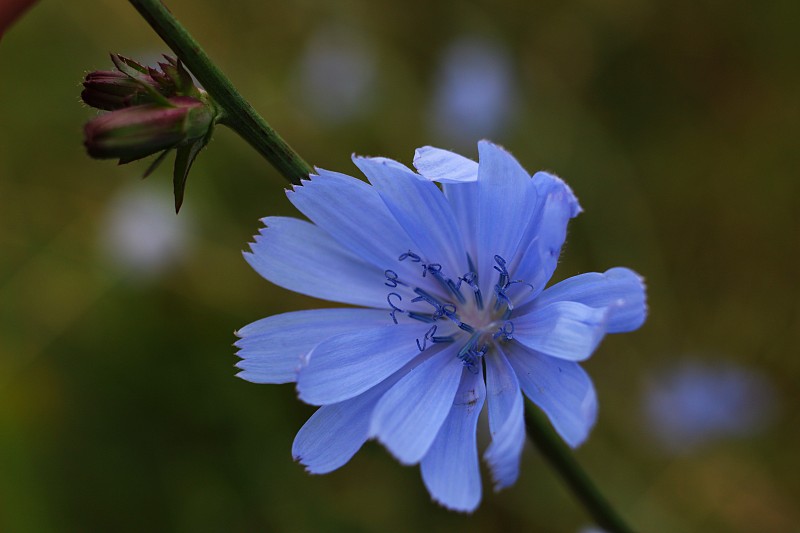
[1,0,798,531]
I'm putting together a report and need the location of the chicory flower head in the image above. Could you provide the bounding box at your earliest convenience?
[236,141,647,512]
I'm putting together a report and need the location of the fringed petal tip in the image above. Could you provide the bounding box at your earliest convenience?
[483,447,521,492]
[291,453,329,476]
[428,494,480,514]
[532,170,583,218]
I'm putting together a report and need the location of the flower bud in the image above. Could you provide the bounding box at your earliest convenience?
[81,54,219,212]
[81,70,162,111]
[83,96,213,162]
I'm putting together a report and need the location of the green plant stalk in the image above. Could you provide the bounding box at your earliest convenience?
[525,404,636,533]
[128,1,636,530]
[128,0,312,185]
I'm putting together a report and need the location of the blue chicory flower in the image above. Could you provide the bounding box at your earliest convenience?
[236,141,647,512]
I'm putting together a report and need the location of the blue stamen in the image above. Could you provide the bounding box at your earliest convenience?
[458,322,476,334]
[398,251,422,263]
[464,255,484,310]
[384,269,405,288]
[387,292,404,324]
[426,264,467,305]
[493,255,509,288]
[457,332,481,359]
[458,337,487,374]
[459,271,483,310]
[416,325,437,351]
[416,325,456,351]
[445,278,467,304]
[494,284,514,313]
[493,321,515,341]
[421,263,440,278]
[411,287,443,309]
[492,254,531,317]
[407,311,437,323]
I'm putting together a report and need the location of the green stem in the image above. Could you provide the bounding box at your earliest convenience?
[524,404,636,533]
[128,0,312,185]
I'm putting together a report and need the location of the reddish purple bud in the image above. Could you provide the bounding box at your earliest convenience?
[83,97,214,162]
[81,70,162,111]
[82,53,202,112]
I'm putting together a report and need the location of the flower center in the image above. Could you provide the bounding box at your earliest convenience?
[384,251,531,373]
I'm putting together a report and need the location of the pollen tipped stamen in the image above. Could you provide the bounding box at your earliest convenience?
[458,322,476,334]
[493,321,515,341]
[425,263,467,305]
[457,333,487,374]
[407,312,438,323]
[457,331,481,359]
[384,269,406,288]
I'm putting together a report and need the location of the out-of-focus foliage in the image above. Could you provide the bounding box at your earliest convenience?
[1,0,798,531]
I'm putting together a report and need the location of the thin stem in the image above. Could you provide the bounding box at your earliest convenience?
[128,0,312,185]
[524,405,636,533]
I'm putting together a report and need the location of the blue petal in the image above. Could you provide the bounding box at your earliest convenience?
[369,346,464,464]
[443,181,479,260]
[505,342,598,447]
[352,156,468,280]
[235,308,390,384]
[475,141,536,296]
[413,146,479,183]
[513,301,609,361]
[421,368,485,513]
[296,323,432,405]
[292,396,375,474]
[244,217,389,307]
[294,355,431,474]
[508,171,581,304]
[286,169,421,282]
[292,363,407,474]
[533,171,581,218]
[483,349,525,490]
[521,267,647,333]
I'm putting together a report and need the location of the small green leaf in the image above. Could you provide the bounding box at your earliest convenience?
[172,129,211,212]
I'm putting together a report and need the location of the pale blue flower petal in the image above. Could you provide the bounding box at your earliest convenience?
[513,301,609,361]
[297,323,432,405]
[369,346,464,465]
[287,169,421,281]
[443,181,479,259]
[353,156,468,278]
[292,359,411,474]
[483,348,525,490]
[533,170,582,218]
[244,216,390,307]
[522,267,647,333]
[475,141,535,295]
[508,171,582,304]
[505,342,598,448]
[236,308,391,384]
[292,393,377,474]
[413,146,479,183]
[411,145,480,258]
[421,368,485,513]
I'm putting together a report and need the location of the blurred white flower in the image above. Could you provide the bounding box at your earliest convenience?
[293,24,378,125]
[99,182,191,278]
[428,36,518,146]
[643,359,777,454]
